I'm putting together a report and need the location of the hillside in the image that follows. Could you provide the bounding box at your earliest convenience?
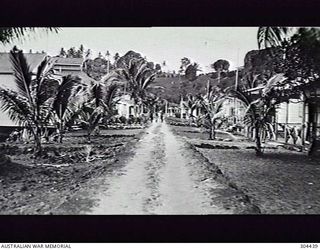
[151,47,283,103]
[150,72,240,104]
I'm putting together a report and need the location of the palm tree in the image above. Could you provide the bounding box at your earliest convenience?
[77,104,104,142]
[0,49,59,156]
[50,75,83,143]
[0,28,59,45]
[78,82,119,142]
[116,57,157,115]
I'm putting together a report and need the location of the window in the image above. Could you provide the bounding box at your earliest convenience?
[230,107,235,116]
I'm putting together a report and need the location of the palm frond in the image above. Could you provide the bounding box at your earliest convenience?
[89,82,104,107]
[134,62,149,82]
[64,103,83,128]
[0,28,60,45]
[257,27,290,49]
[52,75,81,119]
[79,106,104,130]
[35,60,62,116]
[261,73,287,97]
[104,84,119,113]
[36,56,51,81]
[136,65,153,85]
[101,71,124,85]
[36,79,59,107]
[227,88,252,107]
[215,99,225,113]
[9,49,33,103]
[0,88,32,126]
[142,72,156,89]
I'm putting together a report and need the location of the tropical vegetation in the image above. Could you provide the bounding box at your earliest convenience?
[0,28,59,45]
[1,26,320,159]
[197,86,226,140]
[0,49,67,155]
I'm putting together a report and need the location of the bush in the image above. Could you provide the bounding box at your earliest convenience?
[127,115,135,125]
[108,117,119,124]
[134,117,142,124]
[140,114,149,124]
[165,117,198,127]
[119,116,127,124]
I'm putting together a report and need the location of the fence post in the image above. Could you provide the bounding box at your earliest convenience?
[301,97,306,146]
[275,109,278,141]
[284,101,289,143]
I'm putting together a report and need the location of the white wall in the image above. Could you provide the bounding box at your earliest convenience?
[0,74,17,126]
[115,94,135,118]
[222,99,246,118]
[276,99,303,125]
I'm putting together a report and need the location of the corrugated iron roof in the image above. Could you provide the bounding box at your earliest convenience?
[0,52,47,73]
[50,56,84,65]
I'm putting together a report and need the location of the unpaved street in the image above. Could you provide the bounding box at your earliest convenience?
[55,122,258,214]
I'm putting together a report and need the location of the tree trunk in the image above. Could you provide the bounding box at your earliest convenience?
[209,123,215,140]
[59,133,63,143]
[189,111,193,126]
[34,127,42,157]
[59,122,63,143]
[35,136,42,157]
[255,122,263,156]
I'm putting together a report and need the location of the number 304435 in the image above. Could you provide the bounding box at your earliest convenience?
[301,244,318,248]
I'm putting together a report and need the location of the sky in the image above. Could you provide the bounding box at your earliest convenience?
[0,27,259,73]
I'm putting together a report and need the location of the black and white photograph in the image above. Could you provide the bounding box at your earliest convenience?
[0,26,319,217]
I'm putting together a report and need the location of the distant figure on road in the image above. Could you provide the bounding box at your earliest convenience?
[160,112,164,123]
[150,112,154,123]
[155,112,159,123]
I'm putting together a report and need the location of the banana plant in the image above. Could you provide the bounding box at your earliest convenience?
[197,86,226,140]
[227,74,287,156]
[183,94,201,125]
[198,97,225,140]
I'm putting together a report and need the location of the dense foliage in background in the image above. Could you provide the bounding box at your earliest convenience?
[150,71,240,104]
[256,27,320,95]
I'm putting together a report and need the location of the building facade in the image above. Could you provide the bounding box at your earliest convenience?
[115,94,136,119]
[0,52,47,127]
[49,56,84,76]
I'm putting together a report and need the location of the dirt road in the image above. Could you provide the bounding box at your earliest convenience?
[55,122,258,214]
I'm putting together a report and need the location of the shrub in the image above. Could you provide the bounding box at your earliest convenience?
[119,116,127,124]
[127,115,135,124]
[135,116,142,124]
